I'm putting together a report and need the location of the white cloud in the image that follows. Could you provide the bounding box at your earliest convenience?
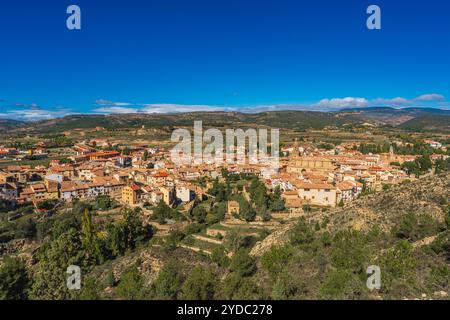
[0,107,74,121]
[91,93,447,115]
[372,97,410,105]
[315,97,368,109]
[142,104,227,113]
[6,109,71,121]
[95,103,235,114]
[95,99,112,105]
[94,106,140,114]
[95,99,132,107]
[4,93,446,121]
[413,93,445,101]
[314,93,447,110]
[142,103,312,113]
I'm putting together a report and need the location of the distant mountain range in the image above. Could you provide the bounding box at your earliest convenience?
[0,119,26,132]
[337,106,450,131]
[0,107,449,133]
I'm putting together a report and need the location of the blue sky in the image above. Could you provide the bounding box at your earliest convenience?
[0,0,449,120]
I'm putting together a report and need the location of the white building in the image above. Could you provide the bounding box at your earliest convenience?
[297,182,337,207]
[176,186,195,203]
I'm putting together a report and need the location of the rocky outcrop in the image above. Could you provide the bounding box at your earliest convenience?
[249,173,450,257]
[329,173,449,232]
[250,220,296,257]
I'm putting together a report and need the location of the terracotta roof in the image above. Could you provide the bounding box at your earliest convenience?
[153,170,169,178]
[296,182,336,190]
[336,181,355,190]
[31,184,46,192]
[129,184,142,191]
[88,151,120,158]
[50,166,74,172]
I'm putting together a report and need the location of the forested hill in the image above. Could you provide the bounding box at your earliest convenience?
[1,107,449,133]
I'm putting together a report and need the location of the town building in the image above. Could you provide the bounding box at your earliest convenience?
[297,182,337,207]
[122,185,142,206]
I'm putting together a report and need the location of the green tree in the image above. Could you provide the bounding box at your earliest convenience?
[0,257,30,300]
[269,186,285,212]
[249,178,269,210]
[191,205,207,224]
[78,277,102,300]
[104,270,116,288]
[181,266,217,300]
[237,198,256,222]
[331,230,369,273]
[206,202,227,225]
[224,229,253,253]
[416,155,432,172]
[211,246,230,268]
[94,195,115,211]
[221,273,262,300]
[15,218,37,240]
[104,209,152,258]
[153,200,174,224]
[81,208,104,264]
[143,150,149,161]
[428,264,450,292]
[289,217,315,247]
[29,228,84,300]
[208,180,229,202]
[271,273,301,300]
[381,240,417,293]
[445,205,450,230]
[106,222,126,257]
[435,158,450,174]
[230,249,256,277]
[116,264,144,300]
[394,212,438,241]
[152,260,184,299]
[261,245,293,280]
[122,208,153,249]
[81,208,94,251]
[319,269,367,300]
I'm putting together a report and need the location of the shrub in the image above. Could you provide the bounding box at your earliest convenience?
[230,249,257,277]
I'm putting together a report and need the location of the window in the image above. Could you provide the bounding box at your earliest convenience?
[304,188,310,191]
[325,189,330,192]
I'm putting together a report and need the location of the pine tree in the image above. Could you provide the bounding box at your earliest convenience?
[0,257,30,300]
[81,208,94,251]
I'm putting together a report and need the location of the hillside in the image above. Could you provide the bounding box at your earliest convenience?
[247,173,450,300]
[88,173,449,300]
[77,173,450,300]
[4,111,361,134]
[399,115,450,132]
[338,107,450,128]
[328,173,449,232]
[1,107,448,134]
[0,119,25,133]
[252,173,450,257]
[1,174,449,300]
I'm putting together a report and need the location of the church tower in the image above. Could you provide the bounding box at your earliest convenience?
[389,145,394,160]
